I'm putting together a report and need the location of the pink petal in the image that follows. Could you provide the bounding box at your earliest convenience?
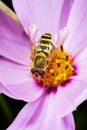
[64,0,87,57]
[48,47,87,117]
[0,10,30,65]
[7,94,75,130]
[0,82,3,94]
[12,0,74,34]
[0,82,19,99]
[0,57,29,85]
[57,77,87,117]
[1,80,44,102]
[0,58,44,102]
[73,47,87,82]
[7,96,42,130]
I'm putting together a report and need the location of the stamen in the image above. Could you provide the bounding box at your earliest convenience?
[32,47,74,88]
[66,55,68,61]
[57,62,60,67]
[65,65,68,70]
[60,45,63,52]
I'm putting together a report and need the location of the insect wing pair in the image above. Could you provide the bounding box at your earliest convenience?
[28,23,69,76]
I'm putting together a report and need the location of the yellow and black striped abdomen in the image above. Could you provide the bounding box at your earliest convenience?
[36,33,53,56]
[40,32,52,43]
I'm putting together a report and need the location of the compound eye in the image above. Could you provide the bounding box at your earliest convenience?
[31,68,37,74]
[38,70,45,77]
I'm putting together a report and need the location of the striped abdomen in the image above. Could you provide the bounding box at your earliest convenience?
[36,33,53,56]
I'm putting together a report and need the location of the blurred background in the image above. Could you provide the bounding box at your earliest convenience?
[0,0,87,130]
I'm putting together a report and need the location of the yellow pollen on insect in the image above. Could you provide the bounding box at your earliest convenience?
[35,48,74,88]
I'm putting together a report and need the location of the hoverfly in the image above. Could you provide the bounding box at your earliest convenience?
[28,23,68,78]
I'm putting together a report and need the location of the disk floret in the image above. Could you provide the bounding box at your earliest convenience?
[37,48,74,87]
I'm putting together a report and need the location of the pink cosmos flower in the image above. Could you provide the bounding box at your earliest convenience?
[0,13,75,130]
[0,0,87,129]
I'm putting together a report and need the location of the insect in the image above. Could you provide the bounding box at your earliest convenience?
[28,23,68,78]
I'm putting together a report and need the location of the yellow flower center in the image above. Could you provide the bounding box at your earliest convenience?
[31,47,74,88]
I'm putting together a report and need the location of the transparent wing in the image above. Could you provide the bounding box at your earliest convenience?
[52,27,69,47]
[45,27,69,69]
[28,22,41,50]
